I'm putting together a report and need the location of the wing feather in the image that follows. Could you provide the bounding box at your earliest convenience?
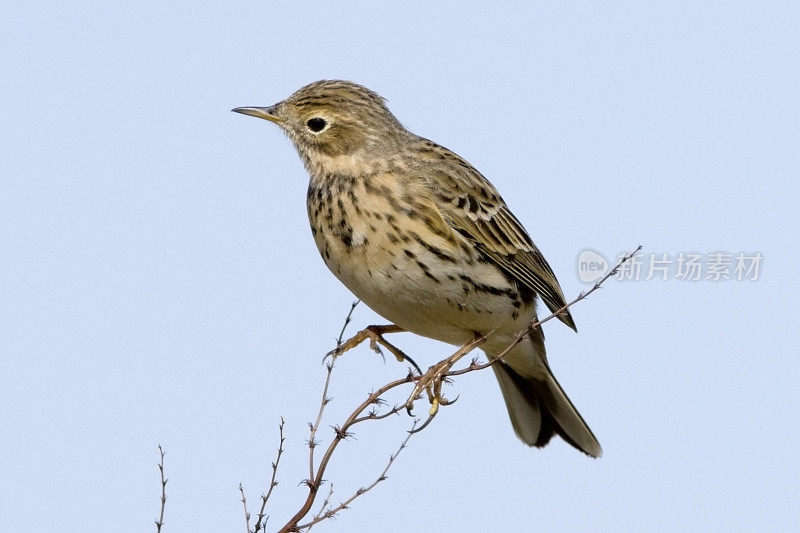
[419,143,577,331]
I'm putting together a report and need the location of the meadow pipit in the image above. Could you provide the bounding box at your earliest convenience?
[233,80,602,457]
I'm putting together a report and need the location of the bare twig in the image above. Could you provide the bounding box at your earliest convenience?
[307,302,360,486]
[307,482,335,531]
[298,419,417,530]
[450,244,642,377]
[253,417,286,533]
[335,301,360,347]
[155,445,167,533]
[239,483,251,533]
[278,371,416,532]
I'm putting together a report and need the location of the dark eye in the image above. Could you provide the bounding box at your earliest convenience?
[306,117,327,132]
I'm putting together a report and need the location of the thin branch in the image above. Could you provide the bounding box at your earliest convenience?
[307,302,360,485]
[297,420,418,530]
[239,484,252,533]
[449,244,642,377]
[335,301,360,347]
[253,417,286,533]
[278,372,416,532]
[307,482,335,531]
[155,445,167,533]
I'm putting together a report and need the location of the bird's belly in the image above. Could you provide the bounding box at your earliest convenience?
[310,220,534,346]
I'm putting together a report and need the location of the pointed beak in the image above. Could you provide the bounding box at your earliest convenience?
[231,105,285,124]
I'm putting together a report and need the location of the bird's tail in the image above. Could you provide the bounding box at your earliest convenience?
[490,339,602,458]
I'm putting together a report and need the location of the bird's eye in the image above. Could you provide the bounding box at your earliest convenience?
[306,117,327,133]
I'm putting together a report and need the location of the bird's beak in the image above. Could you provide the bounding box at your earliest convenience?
[231,105,285,124]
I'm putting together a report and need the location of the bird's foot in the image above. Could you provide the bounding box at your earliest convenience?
[327,324,422,373]
[405,333,485,431]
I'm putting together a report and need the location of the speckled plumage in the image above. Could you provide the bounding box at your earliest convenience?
[234,80,601,457]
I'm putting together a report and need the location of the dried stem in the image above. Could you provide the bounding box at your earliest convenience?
[278,372,415,532]
[450,245,643,377]
[253,417,286,533]
[307,302,360,485]
[155,445,167,533]
[335,301,360,347]
[297,420,418,530]
[239,484,251,533]
[307,482,335,531]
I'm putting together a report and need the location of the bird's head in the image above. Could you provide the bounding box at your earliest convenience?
[233,80,407,164]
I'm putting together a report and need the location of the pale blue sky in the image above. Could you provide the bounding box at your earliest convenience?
[2,2,798,532]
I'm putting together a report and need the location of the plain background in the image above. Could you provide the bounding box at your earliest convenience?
[2,2,798,531]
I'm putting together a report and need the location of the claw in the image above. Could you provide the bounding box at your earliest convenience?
[438,394,459,406]
[375,335,422,374]
[409,413,435,434]
[368,337,381,354]
[322,346,341,363]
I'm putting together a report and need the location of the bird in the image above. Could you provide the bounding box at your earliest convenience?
[233,80,602,457]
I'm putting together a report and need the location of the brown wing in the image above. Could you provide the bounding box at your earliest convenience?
[419,142,577,331]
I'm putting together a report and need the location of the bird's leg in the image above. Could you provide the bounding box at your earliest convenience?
[406,333,485,429]
[328,324,422,373]
[332,324,403,357]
